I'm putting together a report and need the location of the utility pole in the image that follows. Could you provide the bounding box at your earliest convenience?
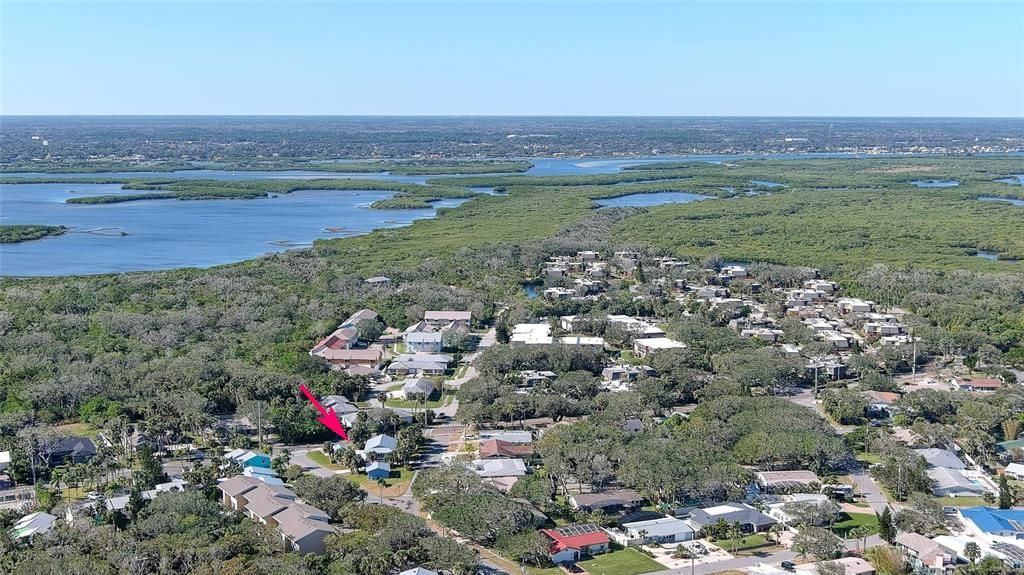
[911,329,918,386]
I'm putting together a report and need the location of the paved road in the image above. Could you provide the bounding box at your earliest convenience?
[849,469,894,514]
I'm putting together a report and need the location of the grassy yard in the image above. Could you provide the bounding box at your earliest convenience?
[349,466,415,498]
[619,351,643,365]
[855,452,882,465]
[577,548,664,575]
[526,567,563,575]
[932,496,990,507]
[305,449,346,471]
[54,422,102,440]
[831,512,879,538]
[711,533,776,554]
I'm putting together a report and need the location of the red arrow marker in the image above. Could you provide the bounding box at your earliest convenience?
[299,384,348,441]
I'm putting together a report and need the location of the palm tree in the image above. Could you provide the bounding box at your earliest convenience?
[964,541,981,564]
[849,525,871,553]
[728,522,743,553]
[376,478,387,504]
[337,446,362,474]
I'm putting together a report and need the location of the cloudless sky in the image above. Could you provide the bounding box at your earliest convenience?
[2,0,1022,116]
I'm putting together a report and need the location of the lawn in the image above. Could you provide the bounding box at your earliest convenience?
[306,449,346,471]
[349,466,415,498]
[831,512,879,538]
[932,496,990,508]
[711,533,776,554]
[54,422,101,440]
[855,452,882,465]
[577,548,664,575]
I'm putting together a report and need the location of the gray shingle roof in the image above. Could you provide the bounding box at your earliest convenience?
[914,448,966,470]
[689,503,776,529]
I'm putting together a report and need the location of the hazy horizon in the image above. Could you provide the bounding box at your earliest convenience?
[3,1,1022,117]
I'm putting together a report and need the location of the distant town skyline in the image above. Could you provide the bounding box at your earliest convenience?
[2,1,1022,117]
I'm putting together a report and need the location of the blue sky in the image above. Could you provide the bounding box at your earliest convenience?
[2,1,1022,116]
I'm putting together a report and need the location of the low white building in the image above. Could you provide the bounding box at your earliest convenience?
[633,337,686,357]
[619,516,693,544]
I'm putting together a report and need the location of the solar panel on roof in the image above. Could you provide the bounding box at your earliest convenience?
[555,524,600,537]
[992,542,1024,565]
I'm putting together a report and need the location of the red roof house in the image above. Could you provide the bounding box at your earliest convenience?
[479,439,534,459]
[311,326,358,355]
[542,524,610,563]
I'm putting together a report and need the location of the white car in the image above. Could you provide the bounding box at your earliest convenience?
[85,491,102,501]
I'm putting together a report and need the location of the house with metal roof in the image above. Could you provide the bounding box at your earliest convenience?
[478,430,533,444]
[915,448,966,470]
[927,467,989,497]
[363,434,398,458]
[621,516,694,544]
[959,507,1024,538]
[367,461,391,480]
[12,511,57,541]
[469,458,527,478]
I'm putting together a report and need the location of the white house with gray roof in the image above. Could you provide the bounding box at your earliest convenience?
[621,516,694,544]
[688,502,776,533]
[915,448,966,470]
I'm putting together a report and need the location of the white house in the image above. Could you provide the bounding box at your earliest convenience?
[405,331,443,353]
[1004,463,1024,480]
[620,516,693,544]
[399,377,436,399]
[12,511,58,541]
[633,337,686,357]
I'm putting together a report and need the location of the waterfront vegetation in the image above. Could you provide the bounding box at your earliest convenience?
[58,178,481,208]
[0,224,67,243]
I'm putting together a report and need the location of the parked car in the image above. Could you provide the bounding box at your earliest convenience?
[781,561,797,572]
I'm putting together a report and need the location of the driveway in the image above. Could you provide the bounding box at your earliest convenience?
[646,534,884,575]
[849,469,894,514]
